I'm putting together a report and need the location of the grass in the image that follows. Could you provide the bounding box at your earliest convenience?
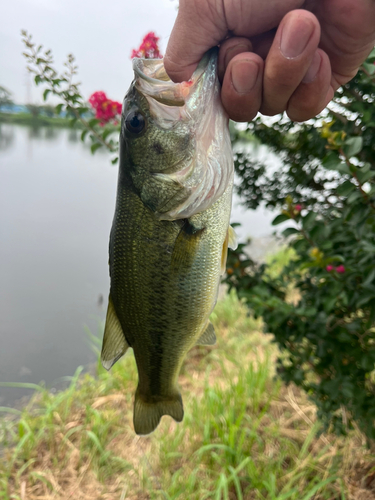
[1,291,375,499]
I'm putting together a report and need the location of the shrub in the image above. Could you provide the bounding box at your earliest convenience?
[226,49,375,440]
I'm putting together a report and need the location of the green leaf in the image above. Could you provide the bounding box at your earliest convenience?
[356,169,375,184]
[336,180,355,197]
[322,153,342,171]
[282,227,299,237]
[81,129,88,142]
[343,136,363,158]
[34,75,42,85]
[91,143,102,154]
[293,238,306,252]
[55,103,64,115]
[111,157,119,165]
[346,190,362,205]
[336,163,352,175]
[362,268,375,288]
[88,118,100,128]
[302,212,318,229]
[102,127,116,140]
[310,224,329,240]
[76,106,89,115]
[43,89,50,101]
[272,213,290,226]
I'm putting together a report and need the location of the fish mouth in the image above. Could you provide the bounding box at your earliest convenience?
[132,49,217,109]
[131,48,233,221]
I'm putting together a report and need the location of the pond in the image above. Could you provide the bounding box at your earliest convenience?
[0,123,277,405]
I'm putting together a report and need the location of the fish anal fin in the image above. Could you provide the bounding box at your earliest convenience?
[196,321,216,346]
[133,390,184,435]
[101,294,129,371]
[171,220,205,273]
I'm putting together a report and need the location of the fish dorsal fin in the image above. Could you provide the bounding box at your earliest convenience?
[101,295,129,371]
[228,225,238,250]
[196,321,216,346]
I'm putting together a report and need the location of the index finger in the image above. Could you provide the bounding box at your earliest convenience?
[164,0,305,83]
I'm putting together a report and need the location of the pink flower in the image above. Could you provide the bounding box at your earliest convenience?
[88,91,122,124]
[295,204,302,212]
[336,265,345,274]
[131,32,162,59]
[326,265,334,272]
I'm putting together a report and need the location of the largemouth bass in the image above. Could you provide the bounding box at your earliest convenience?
[101,49,236,435]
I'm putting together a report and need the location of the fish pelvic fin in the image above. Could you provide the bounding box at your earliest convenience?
[221,225,238,275]
[196,321,216,346]
[133,390,184,435]
[228,225,238,250]
[101,294,129,371]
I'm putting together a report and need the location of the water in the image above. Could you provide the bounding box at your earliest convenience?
[0,123,277,405]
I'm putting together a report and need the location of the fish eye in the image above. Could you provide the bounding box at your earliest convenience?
[125,110,146,135]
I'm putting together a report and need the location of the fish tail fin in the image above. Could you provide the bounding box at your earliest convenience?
[133,389,184,435]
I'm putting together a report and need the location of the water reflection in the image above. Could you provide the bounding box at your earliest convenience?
[1,123,119,405]
[45,126,59,140]
[0,123,15,151]
[67,129,79,143]
[28,126,43,140]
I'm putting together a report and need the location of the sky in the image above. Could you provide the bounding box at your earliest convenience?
[1,0,178,104]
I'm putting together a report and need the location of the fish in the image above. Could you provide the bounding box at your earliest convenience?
[101,49,236,435]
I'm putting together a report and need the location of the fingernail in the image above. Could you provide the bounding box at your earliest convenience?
[224,43,252,69]
[280,17,314,59]
[231,60,259,94]
[302,51,321,83]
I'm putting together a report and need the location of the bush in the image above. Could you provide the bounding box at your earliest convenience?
[226,49,375,440]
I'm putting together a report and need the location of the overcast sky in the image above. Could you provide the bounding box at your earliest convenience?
[1,0,178,104]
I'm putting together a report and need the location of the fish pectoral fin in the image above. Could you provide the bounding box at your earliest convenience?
[171,219,205,273]
[140,175,190,218]
[133,390,184,435]
[221,225,238,275]
[196,321,216,346]
[101,295,129,371]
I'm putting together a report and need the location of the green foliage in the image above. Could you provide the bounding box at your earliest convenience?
[21,31,119,162]
[26,104,40,118]
[227,49,375,440]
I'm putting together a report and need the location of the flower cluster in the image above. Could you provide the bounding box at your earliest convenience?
[88,91,121,123]
[131,32,162,59]
[326,264,346,274]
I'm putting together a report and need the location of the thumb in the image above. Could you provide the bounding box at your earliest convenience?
[164,1,227,83]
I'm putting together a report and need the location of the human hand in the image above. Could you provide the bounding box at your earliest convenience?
[164,0,375,122]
